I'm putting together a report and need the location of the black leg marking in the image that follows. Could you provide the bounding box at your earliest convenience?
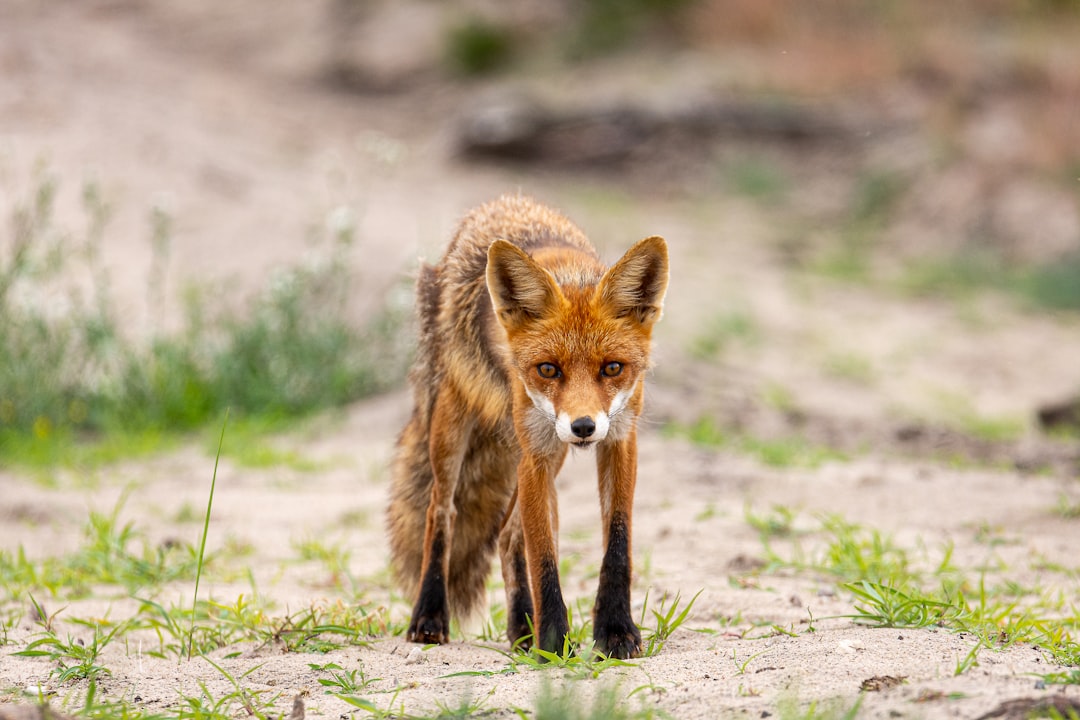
[537,556,568,654]
[407,531,450,644]
[507,553,534,649]
[593,511,641,659]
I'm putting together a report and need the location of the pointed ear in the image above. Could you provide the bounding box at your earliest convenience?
[486,240,563,331]
[598,236,669,326]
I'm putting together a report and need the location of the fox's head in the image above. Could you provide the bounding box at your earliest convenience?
[486,236,669,448]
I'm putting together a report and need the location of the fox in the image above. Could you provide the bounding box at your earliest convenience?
[386,194,669,659]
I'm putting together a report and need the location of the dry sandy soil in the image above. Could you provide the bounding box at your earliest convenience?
[3,2,1080,719]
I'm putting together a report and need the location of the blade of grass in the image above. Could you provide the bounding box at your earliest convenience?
[186,407,228,662]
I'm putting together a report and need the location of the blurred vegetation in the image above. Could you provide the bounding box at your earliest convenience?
[900,250,1080,312]
[445,18,515,76]
[0,173,410,467]
[566,0,698,58]
[665,416,848,469]
[687,308,760,361]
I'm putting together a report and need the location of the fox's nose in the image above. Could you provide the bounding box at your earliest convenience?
[570,416,596,439]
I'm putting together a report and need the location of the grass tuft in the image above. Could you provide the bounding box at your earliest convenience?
[446,19,514,76]
[665,416,847,469]
[186,409,226,662]
[525,679,669,720]
[903,247,1080,313]
[0,176,410,467]
[639,589,701,656]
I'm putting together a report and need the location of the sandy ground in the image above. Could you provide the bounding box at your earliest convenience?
[3,2,1080,719]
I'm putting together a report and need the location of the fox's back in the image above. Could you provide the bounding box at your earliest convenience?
[441,195,600,294]
[421,195,603,428]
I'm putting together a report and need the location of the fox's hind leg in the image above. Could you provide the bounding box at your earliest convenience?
[406,386,475,645]
[498,490,534,649]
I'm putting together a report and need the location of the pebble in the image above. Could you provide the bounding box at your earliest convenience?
[837,639,865,654]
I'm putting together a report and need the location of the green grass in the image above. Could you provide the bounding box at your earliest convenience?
[899,248,1016,302]
[745,503,800,540]
[775,693,863,720]
[180,657,284,720]
[687,309,760,360]
[841,580,956,629]
[186,410,224,661]
[445,18,514,76]
[901,248,1080,313]
[524,680,670,720]
[666,416,848,469]
[310,660,382,694]
[815,169,907,282]
[1024,251,1080,311]
[0,173,410,468]
[291,537,364,594]
[755,511,958,589]
[805,162,1080,315]
[743,507,1080,671]
[453,591,697,680]
[639,589,700,657]
[726,154,790,201]
[930,391,1027,442]
[205,416,326,471]
[0,495,203,599]
[6,495,1080,720]
[821,351,877,385]
[13,610,130,683]
[564,0,695,58]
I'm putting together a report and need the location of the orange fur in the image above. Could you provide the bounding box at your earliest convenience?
[386,194,668,658]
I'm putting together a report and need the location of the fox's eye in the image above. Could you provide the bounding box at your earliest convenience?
[602,361,623,377]
[537,363,561,379]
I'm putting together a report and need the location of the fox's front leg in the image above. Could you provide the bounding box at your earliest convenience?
[407,389,474,645]
[594,433,642,659]
[518,446,569,654]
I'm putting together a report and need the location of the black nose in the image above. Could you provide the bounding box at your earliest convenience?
[570,416,596,439]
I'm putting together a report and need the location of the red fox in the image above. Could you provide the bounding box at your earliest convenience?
[386,195,668,659]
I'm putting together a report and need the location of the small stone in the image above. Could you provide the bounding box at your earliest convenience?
[837,639,865,654]
[404,647,425,665]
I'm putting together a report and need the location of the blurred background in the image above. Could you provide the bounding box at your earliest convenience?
[1,0,1079,471]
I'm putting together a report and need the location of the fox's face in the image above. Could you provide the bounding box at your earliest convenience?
[486,236,669,447]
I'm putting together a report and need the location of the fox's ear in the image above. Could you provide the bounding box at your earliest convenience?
[487,240,562,330]
[598,236,669,326]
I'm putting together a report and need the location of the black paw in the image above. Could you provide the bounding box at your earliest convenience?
[406,611,449,645]
[594,616,642,659]
[507,617,533,651]
[537,615,571,656]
